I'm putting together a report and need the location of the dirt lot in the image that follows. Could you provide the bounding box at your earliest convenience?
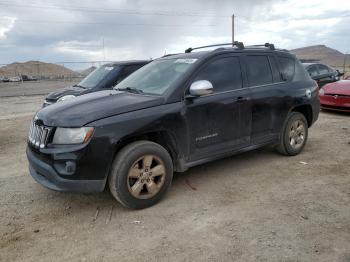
[0,81,350,262]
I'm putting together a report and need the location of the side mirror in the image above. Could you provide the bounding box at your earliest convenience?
[189,80,213,96]
[336,69,344,77]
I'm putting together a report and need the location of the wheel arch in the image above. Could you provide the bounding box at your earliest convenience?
[291,104,313,127]
[112,130,178,165]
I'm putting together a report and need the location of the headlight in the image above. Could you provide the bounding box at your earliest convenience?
[57,95,76,103]
[319,88,324,95]
[52,127,94,145]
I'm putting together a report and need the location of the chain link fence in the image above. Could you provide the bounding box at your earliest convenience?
[0,61,115,83]
[0,59,349,83]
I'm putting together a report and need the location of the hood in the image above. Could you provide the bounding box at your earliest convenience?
[323,80,350,96]
[37,90,164,127]
[46,86,87,101]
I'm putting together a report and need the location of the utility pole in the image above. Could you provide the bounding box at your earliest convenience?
[232,14,235,45]
[36,62,40,80]
[343,51,348,79]
[102,38,106,62]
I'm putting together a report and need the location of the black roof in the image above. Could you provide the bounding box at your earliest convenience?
[302,63,316,68]
[159,47,292,61]
[302,63,336,70]
[158,42,291,61]
[160,51,210,60]
[105,60,150,66]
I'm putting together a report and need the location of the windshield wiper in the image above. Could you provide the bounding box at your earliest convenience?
[74,84,87,89]
[116,87,144,94]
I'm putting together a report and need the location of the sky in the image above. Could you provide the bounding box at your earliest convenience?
[0,0,350,68]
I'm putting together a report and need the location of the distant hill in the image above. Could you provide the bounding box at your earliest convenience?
[78,66,97,76]
[0,61,78,78]
[290,45,349,68]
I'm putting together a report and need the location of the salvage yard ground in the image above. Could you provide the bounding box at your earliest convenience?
[0,81,350,262]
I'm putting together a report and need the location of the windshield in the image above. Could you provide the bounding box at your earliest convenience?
[114,58,197,95]
[78,65,119,89]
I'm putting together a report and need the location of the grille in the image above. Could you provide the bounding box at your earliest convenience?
[28,121,52,149]
[325,93,350,98]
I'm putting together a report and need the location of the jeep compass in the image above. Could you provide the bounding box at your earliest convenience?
[26,42,320,209]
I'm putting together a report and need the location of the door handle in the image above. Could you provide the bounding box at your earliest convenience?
[236,96,248,102]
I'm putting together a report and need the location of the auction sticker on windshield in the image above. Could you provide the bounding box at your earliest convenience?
[174,59,197,64]
[105,66,114,71]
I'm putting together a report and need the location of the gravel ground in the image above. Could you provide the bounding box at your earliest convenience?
[0,80,76,119]
[0,82,349,262]
[0,80,78,98]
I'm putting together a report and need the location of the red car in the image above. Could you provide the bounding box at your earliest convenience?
[319,80,350,112]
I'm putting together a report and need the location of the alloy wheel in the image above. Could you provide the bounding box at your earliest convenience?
[127,155,166,199]
[288,120,306,150]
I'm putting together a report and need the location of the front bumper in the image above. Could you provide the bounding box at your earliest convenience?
[26,146,106,193]
[320,95,350,113]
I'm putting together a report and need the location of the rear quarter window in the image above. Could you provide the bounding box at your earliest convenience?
[278,57,295,81]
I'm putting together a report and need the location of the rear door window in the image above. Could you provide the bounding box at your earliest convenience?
[307,66,319,77]
[194,56,242,92]
[245,55,273,86]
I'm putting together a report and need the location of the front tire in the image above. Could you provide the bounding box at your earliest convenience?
[277,112,308,156]
[108,141,173,209]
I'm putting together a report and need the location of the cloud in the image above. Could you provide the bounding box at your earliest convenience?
[0,16,16,39]
[0,0,350,66]
[55,40,104,60]
[234,0,350,51]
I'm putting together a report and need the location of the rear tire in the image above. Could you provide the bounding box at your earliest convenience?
[277,112,308,156]
[108,141,173,209]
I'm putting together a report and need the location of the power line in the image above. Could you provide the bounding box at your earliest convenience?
[0,1,231,18]
[11,19,217,27]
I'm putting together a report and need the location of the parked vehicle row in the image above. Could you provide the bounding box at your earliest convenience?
[0,76,19,82]
[0,76,8,82]
[21,75,37,81]
[26,42,320,209]
[0,75,38,82]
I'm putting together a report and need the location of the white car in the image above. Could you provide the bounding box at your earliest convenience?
[9,76,21,82]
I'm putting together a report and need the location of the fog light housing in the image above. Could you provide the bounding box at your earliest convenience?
[54,161,76,176]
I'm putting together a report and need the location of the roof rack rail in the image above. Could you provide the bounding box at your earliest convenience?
[162,53,179,57]
[185,41,245,53]
[247,43,275,50]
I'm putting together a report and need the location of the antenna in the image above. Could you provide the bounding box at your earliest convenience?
[232,13,235,44]
[102,38,106,62]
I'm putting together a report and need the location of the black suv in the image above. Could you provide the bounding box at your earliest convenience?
[43,60,149,107]
[26,42,319,209]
